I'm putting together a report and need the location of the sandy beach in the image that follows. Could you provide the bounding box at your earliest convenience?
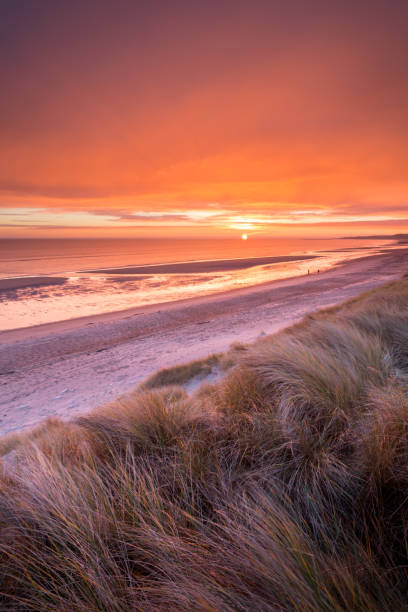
[1,247,407,436]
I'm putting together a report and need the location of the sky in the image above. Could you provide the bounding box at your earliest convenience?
[1,0,407,238]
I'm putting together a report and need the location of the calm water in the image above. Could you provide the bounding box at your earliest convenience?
[0,237,393,330]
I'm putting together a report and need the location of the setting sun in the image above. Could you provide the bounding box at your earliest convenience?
[241,234,248,240]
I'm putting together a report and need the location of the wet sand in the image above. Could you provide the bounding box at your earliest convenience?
[0,276,67,292]
[83,254,317,274]
[1,247,407,435]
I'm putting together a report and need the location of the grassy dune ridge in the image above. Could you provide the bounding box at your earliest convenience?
[1,278,408,610]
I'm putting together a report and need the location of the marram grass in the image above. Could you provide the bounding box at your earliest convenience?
[1,277,408,610]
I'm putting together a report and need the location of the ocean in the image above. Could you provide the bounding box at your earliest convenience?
[0,237,393,331]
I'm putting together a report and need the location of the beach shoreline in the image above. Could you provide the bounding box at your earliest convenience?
[1,241,396,332]
[0,247,396,343]
[1,247,407,436]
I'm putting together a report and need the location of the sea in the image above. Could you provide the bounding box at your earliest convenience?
[0,237,394,331]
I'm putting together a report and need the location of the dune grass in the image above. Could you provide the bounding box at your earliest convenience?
[1,277,408,609]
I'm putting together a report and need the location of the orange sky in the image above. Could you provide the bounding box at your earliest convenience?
[1,0,407,238]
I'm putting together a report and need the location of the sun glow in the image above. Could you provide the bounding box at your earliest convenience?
[241,233,248,240]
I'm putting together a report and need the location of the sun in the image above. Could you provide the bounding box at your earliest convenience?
[241,233,248,240]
